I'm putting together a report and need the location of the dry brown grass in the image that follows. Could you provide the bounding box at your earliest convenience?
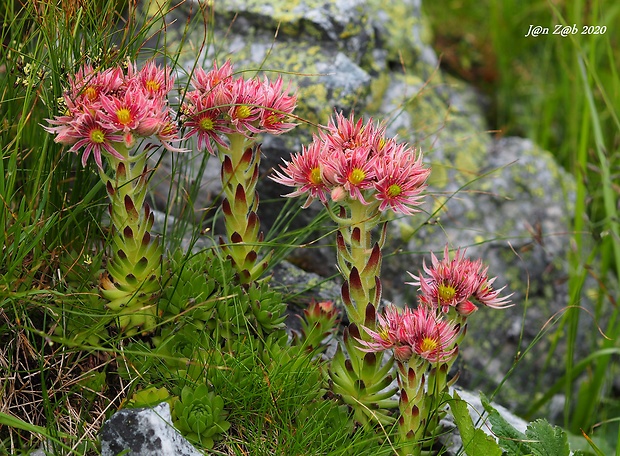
[0,307,129,454]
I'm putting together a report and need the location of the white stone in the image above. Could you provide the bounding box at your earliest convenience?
[99,402,203,456]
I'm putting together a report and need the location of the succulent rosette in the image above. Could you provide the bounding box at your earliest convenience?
[173,384,230,449]
[44,60,183,335]
[181,60,297,283]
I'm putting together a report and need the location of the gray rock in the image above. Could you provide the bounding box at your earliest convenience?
[151,1,374,218]
[99,402,203,456]
[367,0,437,69]
[195,0,374,64]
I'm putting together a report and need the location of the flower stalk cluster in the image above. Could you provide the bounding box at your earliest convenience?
[272,112,430,424]
[182,61,297,284]
[43,56,516,452]
[44,61,181,335]
[359,246,512,455]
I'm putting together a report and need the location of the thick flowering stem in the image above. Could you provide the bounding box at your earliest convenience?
[43,60,181,336]
[396,359,429,456]
[326,198,398,425]
[217,133,271,284]
[270,112,431,428]
[331,198,383,329]
[99,143,162,336]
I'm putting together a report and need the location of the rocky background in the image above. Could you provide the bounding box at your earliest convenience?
[147,0,597,422]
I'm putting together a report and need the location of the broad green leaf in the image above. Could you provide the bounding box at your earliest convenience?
[480,392,529,455]
[450,391,502,456]
[525,419,570,456]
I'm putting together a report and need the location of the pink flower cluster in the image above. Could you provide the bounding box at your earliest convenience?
[407,245,513,315]
[181,60,298,155]
[359,246,511,363]
[271,112,431,214]
[360,304,459,364]
[44,61,181,168]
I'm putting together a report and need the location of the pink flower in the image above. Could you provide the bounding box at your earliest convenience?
[68,113,124,168]
[358,304,459,364]
[373,140,430,214]
[68,65,124,109]
[455,300,478,317]
[259,76,297,135]
[403,305,459,364]
[321,111,383,156]
[156,118,188,153]
[472,273,513,309]
[129,60,174,101]
[98,89,148,133]
[182,93,233,154]
[44,61,182,167]
[43,114,80,146]
[191,60,234,94]
[358,305,411,361]
[183,60,298,143]
[270,139,330,208]
[228,77,264,135]
[271,111,429,211]
[321,145,376,203]
[407,245,512,314]
[407,246,479,313]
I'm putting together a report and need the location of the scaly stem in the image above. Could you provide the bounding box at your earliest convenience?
[331,198,382,328]
[217,133,271,284]
[99,143,162,336]
[396,359,429,456]
[327,197,397,426]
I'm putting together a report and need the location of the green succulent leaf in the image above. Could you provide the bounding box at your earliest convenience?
[127,386,173,409]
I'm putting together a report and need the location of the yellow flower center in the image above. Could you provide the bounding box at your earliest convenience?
[309,167,322,185]
[235,105,252,120]
[420,337,438,353]
[84,86,98,101]
[378,327,390,342]
[438,283,457,303]
[116,108,132,125]
[386,183,402,198]
[199,117,214,131]
[348,168,366,185]
[160,122,174,137]
[146,79,160,92]
[265,113,281,126]
[90,128,105,144]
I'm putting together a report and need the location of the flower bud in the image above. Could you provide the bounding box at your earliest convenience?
[331,186,347,202]
[455,300,478,317]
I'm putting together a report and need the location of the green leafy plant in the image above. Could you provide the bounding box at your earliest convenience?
[480,393,592,456]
